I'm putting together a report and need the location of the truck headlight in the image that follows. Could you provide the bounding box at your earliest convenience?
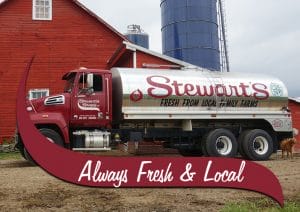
[26,106,33,112]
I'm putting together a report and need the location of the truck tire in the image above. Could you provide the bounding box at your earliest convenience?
[242,129,273,161]
[39,128,64,147]
[201,133,209,156]
[238,130,251,159]
[204,129,238,157]
[23,128,64,165]
[24,147,36,166]
[15,134,25,159]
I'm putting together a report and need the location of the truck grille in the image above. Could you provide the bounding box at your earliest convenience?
[44,95,65,106]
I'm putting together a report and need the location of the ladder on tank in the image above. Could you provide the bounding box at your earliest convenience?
[217,0,230,72]
[207,72,227,110]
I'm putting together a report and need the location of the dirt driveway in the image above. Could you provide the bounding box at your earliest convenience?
[0,155,299,212]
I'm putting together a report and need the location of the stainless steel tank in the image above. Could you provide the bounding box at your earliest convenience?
[111,68,289,123]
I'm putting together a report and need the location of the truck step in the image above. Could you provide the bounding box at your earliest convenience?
[72,147,111,151]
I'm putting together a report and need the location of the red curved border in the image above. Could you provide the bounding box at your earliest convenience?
[17,58,284,207]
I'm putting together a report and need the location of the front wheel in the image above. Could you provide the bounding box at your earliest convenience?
[39,128,64,147]
[203,129,238,157]
[23,128,64,165]
[242,129,273,161]
[24,147,36,165]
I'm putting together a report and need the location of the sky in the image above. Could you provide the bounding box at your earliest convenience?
[79,0,300,97]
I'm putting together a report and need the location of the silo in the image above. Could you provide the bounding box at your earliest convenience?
[161,0,220,71]
[125,24,149,49]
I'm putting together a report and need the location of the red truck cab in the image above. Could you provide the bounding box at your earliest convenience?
[63,69,112,129]
[19,68,112,155]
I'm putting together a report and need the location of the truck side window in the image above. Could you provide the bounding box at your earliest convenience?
[93,75,103,92]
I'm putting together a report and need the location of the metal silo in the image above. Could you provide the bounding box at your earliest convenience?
[125,25,149,49]
[161,0,221,71]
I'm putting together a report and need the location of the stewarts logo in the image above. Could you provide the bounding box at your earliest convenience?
[270,83,283,97]
[78,99,100,111]
[130,89,143,102]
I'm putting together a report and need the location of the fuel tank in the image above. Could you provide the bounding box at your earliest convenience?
[111,68,289,121]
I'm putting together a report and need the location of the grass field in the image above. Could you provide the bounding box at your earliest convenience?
[0,152,22,160]
[222,196,300,212]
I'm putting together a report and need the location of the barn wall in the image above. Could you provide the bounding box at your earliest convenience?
[0,0,123,140]
[289,100,300,153]
[113,52,133,68]
[136,51,177,68]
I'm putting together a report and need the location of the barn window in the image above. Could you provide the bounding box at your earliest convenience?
[28,89,49,100]
[32,0,52,20]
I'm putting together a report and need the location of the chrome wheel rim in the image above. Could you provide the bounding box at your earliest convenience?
[216,136,232,155]
[253,136,269,155]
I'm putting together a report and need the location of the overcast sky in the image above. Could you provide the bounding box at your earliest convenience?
[79,0,300,97]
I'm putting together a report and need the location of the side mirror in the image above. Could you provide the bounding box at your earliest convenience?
[87,73,94,89]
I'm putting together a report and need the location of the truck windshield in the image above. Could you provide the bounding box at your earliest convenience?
[64,75,76,93]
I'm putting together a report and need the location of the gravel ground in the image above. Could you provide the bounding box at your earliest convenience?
[0,154,299,212]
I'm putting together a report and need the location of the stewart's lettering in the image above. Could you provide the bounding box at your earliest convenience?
[252,83,270,100]
[147,75,172,98]
[146,76,269,100]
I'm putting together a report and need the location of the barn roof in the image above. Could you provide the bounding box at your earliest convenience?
[289,97,300,104]
[0,0,128,41]
[108,41,199,69]
[124,41,196,68]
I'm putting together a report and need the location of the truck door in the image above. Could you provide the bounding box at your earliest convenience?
[70,72,111,127]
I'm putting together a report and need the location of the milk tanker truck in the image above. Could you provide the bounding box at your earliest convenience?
[16,67,293,161]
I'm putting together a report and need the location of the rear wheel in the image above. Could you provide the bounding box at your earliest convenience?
[238,130,251,159]
[203,129,238,157]
[201,133,209,156]
[242,129,273,161]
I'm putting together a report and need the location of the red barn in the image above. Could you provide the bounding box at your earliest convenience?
[289,98,300,153]
[0,0,189,142]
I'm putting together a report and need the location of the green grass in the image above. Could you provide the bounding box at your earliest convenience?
[221,197,300,212]
[0,152,22,160]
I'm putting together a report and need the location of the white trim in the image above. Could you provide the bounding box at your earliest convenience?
[289,97,300,103]
[29,88,49,100]
[133,51,137,68]
[123,41,207,70]
[105,78,110,113]
[122,109,292,132]
[32,0,52,21]
[73,148,112,151]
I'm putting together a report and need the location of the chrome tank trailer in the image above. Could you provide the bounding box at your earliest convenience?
[112,68,291,132]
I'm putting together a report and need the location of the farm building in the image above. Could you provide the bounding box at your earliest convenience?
[0,0,191,142]
[289,98,300,153]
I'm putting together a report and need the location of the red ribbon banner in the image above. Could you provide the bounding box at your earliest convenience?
[16,58,284,207]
